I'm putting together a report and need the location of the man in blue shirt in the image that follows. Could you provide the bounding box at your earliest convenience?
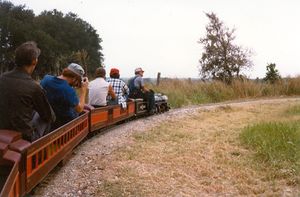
[128,67,155,114]
[41,63,89,130]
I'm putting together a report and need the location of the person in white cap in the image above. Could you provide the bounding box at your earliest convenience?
[128,67,155,114]
[40,63,89,130]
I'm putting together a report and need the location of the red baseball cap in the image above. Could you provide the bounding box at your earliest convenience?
[110,68,119,75]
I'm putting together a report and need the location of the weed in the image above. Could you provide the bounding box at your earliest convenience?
[240,121,300,174]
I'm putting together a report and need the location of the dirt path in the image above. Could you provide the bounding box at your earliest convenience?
[32,97,300,196]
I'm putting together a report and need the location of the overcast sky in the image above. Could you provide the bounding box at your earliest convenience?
[11,0,300,78]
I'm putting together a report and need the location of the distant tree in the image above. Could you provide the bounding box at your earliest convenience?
[264,63,281,84]
[198,12,252,84]
[34,10,103,76]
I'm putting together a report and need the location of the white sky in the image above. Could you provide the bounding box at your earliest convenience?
[11,0,300,78]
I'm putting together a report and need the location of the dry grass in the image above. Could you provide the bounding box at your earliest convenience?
[150,76,300,108]
[96,100,300,196]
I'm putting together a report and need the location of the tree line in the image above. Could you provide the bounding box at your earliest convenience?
[1,1,281,83]
[0,1,103,78]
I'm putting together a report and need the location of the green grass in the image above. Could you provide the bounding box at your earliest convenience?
[240,121,300,174]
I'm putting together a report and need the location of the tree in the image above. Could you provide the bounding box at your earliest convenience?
[264,63,281,84]
[34,10,103,76]
[198,12,252,84]
[0,2,104,77]
[0,1,35,73]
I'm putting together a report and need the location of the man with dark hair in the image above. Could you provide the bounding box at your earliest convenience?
[128,67,155,113]
[0,41,56,141]
[107,68,129,108]
[40,63,89,130]
[88,67,116,107]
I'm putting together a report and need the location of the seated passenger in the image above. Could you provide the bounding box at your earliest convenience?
[0,41,55,142]
[40,63,88,130]
[128,67,155,113]
[107,68,129,108]
[88,67,116,108]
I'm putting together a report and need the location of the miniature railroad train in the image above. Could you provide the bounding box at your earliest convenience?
[0,96,169,197]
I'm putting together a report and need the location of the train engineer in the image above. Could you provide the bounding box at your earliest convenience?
[0,41,56,142]
[128,67,155,113]
[40,63,89,130]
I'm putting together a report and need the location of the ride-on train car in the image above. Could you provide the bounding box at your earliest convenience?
[0,96,169,197]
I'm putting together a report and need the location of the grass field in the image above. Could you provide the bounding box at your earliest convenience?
[96,99,300,196]
[240,121,300,174]
[34,77,300,196]
[149,77,300,108]
[240,104,300,180]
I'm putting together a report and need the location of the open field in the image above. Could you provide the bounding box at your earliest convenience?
[32,98,300,196]
[150,77,300,108]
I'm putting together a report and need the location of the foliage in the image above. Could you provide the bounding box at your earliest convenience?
[0,1,103,77]
[198,12,253,84]
[264,63,281,84]
[0,1,35,73]
[240,121,300,173]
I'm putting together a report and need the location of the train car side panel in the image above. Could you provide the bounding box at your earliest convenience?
[127,101,135,115]
[0,140,21,197]
[111,104,134,123]
[90,102,136,133]
[24,112,89,192]
[90,107,110,131]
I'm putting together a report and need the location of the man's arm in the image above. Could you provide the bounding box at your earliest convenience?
[108,84,116,100]
[139,77,149,92]
[75,77,88,113]
[123,83,130,96]
[34,86,56,123]
[141,86,149,92]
